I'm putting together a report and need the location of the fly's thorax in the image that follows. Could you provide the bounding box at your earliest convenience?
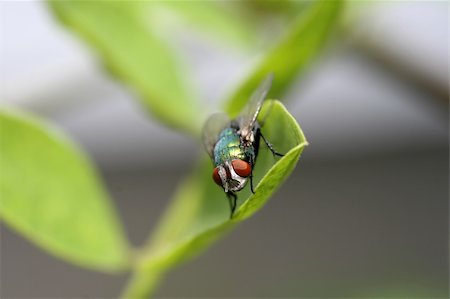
[213,123,260,167]
[213,128,246,166]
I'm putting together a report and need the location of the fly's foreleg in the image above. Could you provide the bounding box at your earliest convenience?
[249,155,256,194]
[226,192,238,219]
[250,175,255,194]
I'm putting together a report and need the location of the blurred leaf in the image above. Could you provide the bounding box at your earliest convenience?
[49,1,201,135]
[122,100,307,298]
[225,1,343,117]
[241,0,302,15]
[0,108,129,272]
[144,1,257,47]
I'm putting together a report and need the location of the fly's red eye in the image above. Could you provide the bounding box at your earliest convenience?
[212,167,222,186]
[231,159,252,177]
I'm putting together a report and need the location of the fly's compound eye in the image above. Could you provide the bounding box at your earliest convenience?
[231,159,252,177]
[212,167,223,186]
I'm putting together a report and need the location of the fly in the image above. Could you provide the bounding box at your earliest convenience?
[202,74,283,218]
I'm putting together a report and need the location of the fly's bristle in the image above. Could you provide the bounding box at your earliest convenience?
[229,180,239,189]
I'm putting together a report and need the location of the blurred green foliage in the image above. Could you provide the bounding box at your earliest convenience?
[0,109,129,272]
[225,1,342,117]
[50,1,201,135]
[1,1,343,298]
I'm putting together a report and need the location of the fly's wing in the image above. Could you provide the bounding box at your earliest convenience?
[238,73,274,132]
[202,113,231,158]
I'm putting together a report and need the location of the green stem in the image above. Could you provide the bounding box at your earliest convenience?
[120,264,165,299]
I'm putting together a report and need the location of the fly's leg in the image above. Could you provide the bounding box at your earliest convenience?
[227,192,238,219]
[250,174,255,194]
[260,132,284,157]
[249,154,256,194]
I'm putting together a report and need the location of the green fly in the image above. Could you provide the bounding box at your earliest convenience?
[202,74,283,218]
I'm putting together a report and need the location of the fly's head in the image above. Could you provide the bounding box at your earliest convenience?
[212,159,252,192]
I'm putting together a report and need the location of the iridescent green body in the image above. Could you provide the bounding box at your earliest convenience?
[213,127,256,167]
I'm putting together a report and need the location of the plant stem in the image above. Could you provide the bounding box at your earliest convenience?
[120,264,165,299]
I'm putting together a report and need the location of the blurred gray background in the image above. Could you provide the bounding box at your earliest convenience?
[1,1,448,298]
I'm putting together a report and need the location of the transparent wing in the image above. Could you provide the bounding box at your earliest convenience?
[238,73,273,132]
[202,112,231,158]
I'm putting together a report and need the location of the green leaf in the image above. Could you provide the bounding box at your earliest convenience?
[0,108,129,272]
[49,1,201,135]
[143,1,257,48]
[122,100,307,298]
[225,0,343,117]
